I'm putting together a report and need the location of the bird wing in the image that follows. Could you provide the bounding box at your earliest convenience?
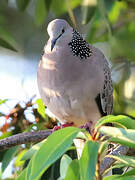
[100,61,113,115]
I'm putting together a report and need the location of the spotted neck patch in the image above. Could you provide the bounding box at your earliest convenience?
[68,29,92,60]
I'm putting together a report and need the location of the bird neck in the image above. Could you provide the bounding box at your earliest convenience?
[68,29,92,60]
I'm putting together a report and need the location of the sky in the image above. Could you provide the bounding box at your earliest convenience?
[0,47,39,99]
[0,47,40,114]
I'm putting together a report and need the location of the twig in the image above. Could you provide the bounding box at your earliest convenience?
[0,130,52,151]
[66,0,77,28]
[100,145,129,175]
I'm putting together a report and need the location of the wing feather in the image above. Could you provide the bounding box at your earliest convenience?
[100,61,113,115]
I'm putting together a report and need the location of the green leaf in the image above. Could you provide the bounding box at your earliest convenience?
[16,0,30,11]
[103,163,127,176]
[15,150,27,167]
[26,127,80,180]
[21,140,45,160]
[26,158,33,180]
[99,126,135,148]
[51,0,67,16]
[95,115,135,130]
[0,131,12,140]
[0,38,17,52]
[107,155,135,168]
[0,99,7,105]
[98,140,108,155]
[81,0,97,24]
[40,158,61,180]
[122,168,135,177]
[64,159,80,180]
[80,140,99,180]
[35,98,45,119]
[16,168,27,180]
[35,0,51,25]
[60,154,72,179]
[2,146,19,172]
[103,175,135,180]
[108,0,126,23]
[0,27,17,51]
[103,166,135,180]
[51,0,81,16]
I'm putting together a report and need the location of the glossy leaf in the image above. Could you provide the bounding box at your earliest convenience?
[80,140,99,180]
[122,168,135,177]
[99,126,135,148]
[16,168,27,180]
[42,158,61,180]
[95,115,135,130]
[65,159,80,180]
[2,146,19,172]
[16,169,26,180]
[103,175,135,180]
[98,140,108,155]
[60,154,72,179]
[16,0,30,11]
[15,149,27,167]
[21,140,45,160]
[26,127,80,180]
[26,158,33,180]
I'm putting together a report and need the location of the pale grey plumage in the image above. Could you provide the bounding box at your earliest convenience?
[37,19,113,129]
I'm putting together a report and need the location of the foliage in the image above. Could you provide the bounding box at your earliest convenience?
[15,115,135,179]
[0,0,135,179]
[1,99,135,179]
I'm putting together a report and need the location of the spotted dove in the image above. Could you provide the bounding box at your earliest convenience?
[37,19,113,130]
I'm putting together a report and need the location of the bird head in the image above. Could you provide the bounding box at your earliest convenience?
[47,19,72,51]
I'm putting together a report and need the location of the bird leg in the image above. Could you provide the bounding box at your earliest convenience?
[79,121,93,134]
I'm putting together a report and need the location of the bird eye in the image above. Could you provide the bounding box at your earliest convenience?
[62,28,65,33]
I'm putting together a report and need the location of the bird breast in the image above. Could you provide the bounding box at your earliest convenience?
[38,44,105,107]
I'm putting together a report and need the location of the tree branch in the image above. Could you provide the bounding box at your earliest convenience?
[0,130,52,151]
[100,145,129,175]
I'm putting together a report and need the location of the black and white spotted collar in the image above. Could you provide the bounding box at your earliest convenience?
[68,29,92,60]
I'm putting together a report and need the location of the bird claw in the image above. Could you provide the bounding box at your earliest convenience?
[79,121,93,134]
[53,125,61,131]
[53,122,74,131]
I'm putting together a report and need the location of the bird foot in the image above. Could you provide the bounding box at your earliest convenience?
[53,122,74,131]
[79,121,93,134]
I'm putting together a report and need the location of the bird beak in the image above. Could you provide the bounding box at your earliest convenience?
[51,34,62,51]
[51,39,57,51]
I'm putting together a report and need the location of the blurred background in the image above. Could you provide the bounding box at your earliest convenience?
[0,0,135,179]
